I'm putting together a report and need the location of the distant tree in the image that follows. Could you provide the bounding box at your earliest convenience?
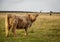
[40,10,42,13]
[50,11,52,16]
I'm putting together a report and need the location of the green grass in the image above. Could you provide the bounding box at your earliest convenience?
[0,14,60,42]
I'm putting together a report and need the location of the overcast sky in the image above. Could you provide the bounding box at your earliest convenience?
[0,0,60,12]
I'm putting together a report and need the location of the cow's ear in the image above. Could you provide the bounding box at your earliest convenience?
[28,14,31,18]
[35,14,39,17]
[28,14,30,17]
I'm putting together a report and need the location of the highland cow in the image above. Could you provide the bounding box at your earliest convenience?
[5,14,38,37]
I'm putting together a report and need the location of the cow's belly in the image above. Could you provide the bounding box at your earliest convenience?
[16,27,24,29]
[16,25,27,29]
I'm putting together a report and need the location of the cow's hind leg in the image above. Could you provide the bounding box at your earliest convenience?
[24,28,28,36]
[12,26,17,37]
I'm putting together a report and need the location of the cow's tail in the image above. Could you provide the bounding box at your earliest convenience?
[5,14,9,37]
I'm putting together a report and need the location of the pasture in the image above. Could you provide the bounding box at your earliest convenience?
[0,13,60,42]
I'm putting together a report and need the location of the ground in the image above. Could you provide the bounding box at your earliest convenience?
[0,13,60,42]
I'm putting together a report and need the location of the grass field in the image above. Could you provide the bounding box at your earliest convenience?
[0,13,60,42]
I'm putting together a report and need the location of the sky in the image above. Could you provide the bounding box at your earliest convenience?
[0,0,60,12]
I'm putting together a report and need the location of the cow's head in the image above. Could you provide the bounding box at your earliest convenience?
[28,14,39,22]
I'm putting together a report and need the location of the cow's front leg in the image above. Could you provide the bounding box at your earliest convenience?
[24,28,28,36]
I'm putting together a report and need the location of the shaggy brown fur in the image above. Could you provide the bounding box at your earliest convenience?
[5,14,39,37]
